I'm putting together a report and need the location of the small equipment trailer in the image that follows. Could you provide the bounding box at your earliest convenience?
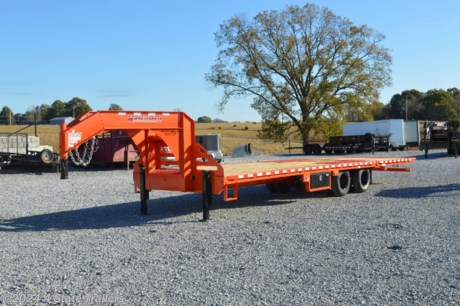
[59,111,415,221]
[421,121,460,158]
[0,132,55,168]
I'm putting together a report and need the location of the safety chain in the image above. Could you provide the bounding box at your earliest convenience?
[68,137,99,166]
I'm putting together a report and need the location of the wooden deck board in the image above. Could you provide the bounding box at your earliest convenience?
[221,157,410,177]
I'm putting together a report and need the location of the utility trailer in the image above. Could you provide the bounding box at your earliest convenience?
[59,111,415,221]
[420,121,460,157]
[302,133,390,155]
[0,132,56,168]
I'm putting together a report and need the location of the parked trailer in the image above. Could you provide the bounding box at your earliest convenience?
[343,119,420,150]
[421,121,460,157]
[58,111,415,221]
[302,133,390,155]
[0,132,56,168]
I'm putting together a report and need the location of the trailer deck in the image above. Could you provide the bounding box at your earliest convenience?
[58,111,416,221]
[222,157,413,178]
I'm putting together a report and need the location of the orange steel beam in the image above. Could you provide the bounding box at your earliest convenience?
[59,111,224,194]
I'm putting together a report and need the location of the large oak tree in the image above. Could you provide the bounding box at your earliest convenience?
[207,3,391,142]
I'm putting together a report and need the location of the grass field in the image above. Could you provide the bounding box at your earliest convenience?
[0,123,302,155]
[0,125,60,151]
[195,122,302,154]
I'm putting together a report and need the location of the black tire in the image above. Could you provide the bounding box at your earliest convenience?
[331,171,351,196]
[335,149,344,154]
[313,145,322,155]
[325,149,332,155]
[351,169,371,193]
[40,149,54,164]
[275,183,292,193]
[303,145,312,155]
[266,184,277,193]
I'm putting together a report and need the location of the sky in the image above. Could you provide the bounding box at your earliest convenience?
[0,0,459,122]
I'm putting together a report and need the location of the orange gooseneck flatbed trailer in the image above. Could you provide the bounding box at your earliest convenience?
[59,111,415,221]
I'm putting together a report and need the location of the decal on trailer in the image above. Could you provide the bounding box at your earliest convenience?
[127,113,163,123]
[68,130,82,148]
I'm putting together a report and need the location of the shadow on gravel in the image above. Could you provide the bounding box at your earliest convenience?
[0,186,318,232]
[410,151,452,160]
[0,165,58,175]
[0,197,201,232]
[375,183,460,199]
[0,164,129,175]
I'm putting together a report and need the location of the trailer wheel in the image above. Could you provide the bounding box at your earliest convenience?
[325,149,332,155]
[351,169,371,193]
[40,149,54,164]
[331,171,351,196]
[303,145,313,155]
[313,145,322,155]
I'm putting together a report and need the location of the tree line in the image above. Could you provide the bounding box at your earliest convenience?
[369,88,459,122]
[0,98,123,125]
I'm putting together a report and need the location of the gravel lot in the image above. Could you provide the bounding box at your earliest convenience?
[0,150,459,305]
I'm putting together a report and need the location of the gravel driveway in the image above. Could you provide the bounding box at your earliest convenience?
[0,150,459,305]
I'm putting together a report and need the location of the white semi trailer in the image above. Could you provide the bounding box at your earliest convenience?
[343,119,420,150]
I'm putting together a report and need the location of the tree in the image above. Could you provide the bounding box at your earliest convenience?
[0,106,14,125]
[197,116,212,123]
[447,87,459,98]
[25,105,41,123]
[65,97,92,117]
[368,101,388,120]
[207,3,391,143]
[109,103,123,110]
[46,100,66,119]
[14,113,26,124]
[38,104,50,121]
[419,89,458,121]
[386,89,423,120]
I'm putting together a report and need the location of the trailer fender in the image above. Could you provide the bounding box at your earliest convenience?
[351,169,371,193]
[331,171,351,196]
